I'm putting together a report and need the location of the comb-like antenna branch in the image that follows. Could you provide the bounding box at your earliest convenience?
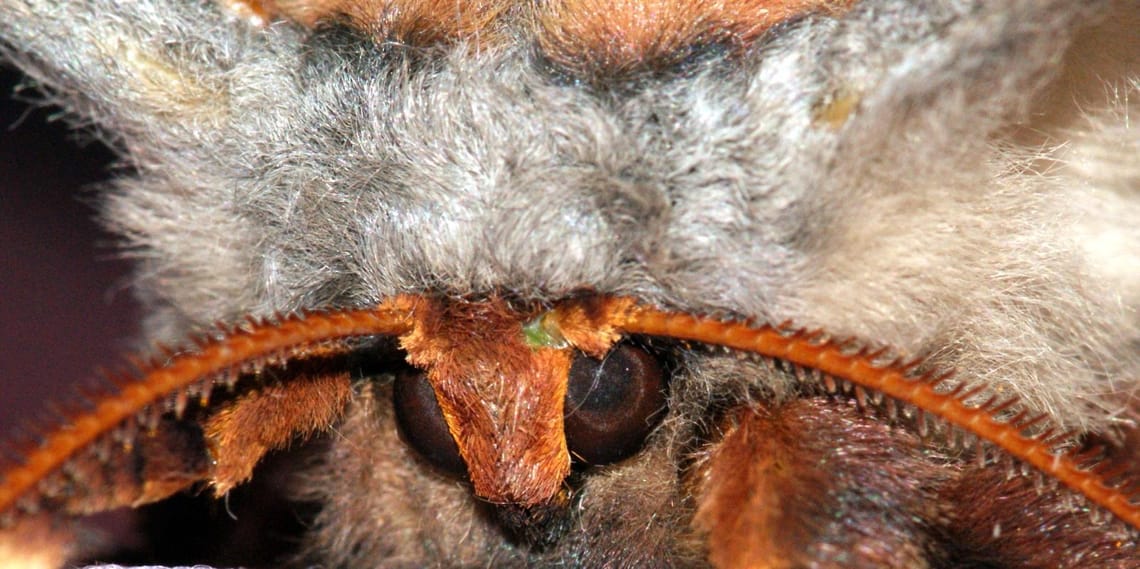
[0,302,415,517]
[608,302,1140,531]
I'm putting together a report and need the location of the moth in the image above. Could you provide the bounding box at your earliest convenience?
[1,0,1139,567]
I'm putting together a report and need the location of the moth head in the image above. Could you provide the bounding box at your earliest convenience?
[2,0,1140,567]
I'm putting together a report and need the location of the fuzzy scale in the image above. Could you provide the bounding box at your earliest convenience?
[2,0,1139,567]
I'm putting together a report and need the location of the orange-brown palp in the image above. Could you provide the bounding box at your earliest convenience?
[204,368,354,495]
[398,296,575,506]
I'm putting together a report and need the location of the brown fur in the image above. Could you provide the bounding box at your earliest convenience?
[548,296,633,357]
[692,396,1140,567]
[939,464,1140,567]
[100,416,211,511]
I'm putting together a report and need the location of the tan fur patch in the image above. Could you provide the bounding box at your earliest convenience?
[549,295,635,357]
[535,0,858,80]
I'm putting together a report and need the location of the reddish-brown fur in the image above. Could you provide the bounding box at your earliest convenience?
[936,464,1139,567]
[205,370,353,494]
[220,0,856,80]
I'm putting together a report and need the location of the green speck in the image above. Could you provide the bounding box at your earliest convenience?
[523,312,568,349]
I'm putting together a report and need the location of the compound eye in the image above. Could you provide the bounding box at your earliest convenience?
[393,369,467,476]
[564,344,667,465]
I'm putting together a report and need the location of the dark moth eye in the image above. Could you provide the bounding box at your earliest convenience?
[564,344,667,466]
[393,368,467,476]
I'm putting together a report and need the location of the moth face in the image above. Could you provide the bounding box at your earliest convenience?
[1,1,1140,568]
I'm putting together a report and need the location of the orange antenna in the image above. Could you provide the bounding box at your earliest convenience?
[2,294,1136,537]
[0,303,415,517]
[606,303,1140,531]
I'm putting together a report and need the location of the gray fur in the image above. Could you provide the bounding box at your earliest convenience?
[2,0,1139,566]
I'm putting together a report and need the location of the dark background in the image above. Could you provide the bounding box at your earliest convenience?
[0,64,143,552]
[0,67,138,464]
[0,67,309,565]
